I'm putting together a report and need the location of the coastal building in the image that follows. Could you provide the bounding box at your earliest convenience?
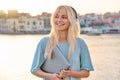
[7,18,18,32]
[0,19,12,33]
[25,17,44,33]
[0,10,120,34]
[39,12,51,31]
[0,16,44,34]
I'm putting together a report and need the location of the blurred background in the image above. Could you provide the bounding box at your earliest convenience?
[0,0,120,80]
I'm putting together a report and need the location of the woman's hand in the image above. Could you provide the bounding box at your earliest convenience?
[58,68,71,79]
[49,73,63,80]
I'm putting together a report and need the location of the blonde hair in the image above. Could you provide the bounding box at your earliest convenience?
[45,5,80,60]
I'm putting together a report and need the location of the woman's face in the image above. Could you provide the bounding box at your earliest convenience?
[54,9,70,31]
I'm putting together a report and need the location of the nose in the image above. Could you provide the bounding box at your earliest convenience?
[57,17,62,22]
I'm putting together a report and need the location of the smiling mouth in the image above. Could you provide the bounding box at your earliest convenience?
[56,23,65,27]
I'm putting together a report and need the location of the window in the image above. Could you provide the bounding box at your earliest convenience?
[27,21,30,25]
[33,21,36,25]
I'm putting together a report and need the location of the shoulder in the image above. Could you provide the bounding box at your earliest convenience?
[76,37,86,44]
[38,36,49,46]
[40,36,49,42]
[76,37,88,47]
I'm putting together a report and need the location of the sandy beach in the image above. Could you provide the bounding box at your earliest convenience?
[0,34,120,80]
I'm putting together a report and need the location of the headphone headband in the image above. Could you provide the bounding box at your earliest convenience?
[70,7,78,19]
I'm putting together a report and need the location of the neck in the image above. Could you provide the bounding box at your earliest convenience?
[58,31,68,42]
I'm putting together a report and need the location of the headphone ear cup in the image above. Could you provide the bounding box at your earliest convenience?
[75,19,79,25]
[72,19,78,27]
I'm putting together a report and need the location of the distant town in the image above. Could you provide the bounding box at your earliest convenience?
[0,10,120,34]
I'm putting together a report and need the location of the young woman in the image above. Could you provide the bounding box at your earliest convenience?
[31,5,94,80]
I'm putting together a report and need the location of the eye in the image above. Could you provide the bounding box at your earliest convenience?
[62,16,67,19]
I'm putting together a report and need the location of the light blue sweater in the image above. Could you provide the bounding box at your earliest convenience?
[31,37,94,80]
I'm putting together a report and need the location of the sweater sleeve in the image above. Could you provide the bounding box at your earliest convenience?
[31,37,48,73]
[79,38,94,71]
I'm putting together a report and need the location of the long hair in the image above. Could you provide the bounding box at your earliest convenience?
[45,5,80,60]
